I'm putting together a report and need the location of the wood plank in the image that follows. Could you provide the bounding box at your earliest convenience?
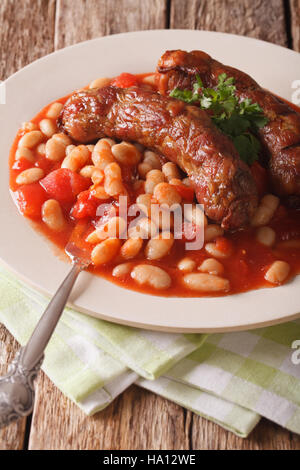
[191,414,300,450]
[55,0,168,50]
[29,372,300,450]
[4,0,299,450]
[169,0,298,449]
[29,377,189,450]
[29,0,176,451]
[0,0,56,450]
[290,0,300,51]
[170,0,287,46]
[0,326,27,450]
[0,0,56,80]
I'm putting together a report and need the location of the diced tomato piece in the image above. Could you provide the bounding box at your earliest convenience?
[173,184,195,202]
[12,158,32,172]
[40,169,90,204]
[71,191,100,219]
[111,73,138,88]
[215,236,233,254]
[14,183,47,219]
[250,161,268,197]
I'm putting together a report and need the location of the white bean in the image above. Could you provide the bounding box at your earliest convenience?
[104,162,122,180]
[256,226,276,247]
[131,265,171,289]
[36,143,46,156]
[80,165,96,179]
[15,147,35,162]
[39,118,57,138]
[46,102,63,119]
[199,258,224,276]
[61,145,90,171]
[136,193,152,217]
[89,77,111,89]
[97,138,115,148]
[205,242,232,259]
[204,224,224,242]
[112,263,132,278]
[177,257,196,273]
[169,178,182,186]
[264,261,290,284]
[91,168,104,185]
[111,142,141,166]
[162,162,181,182]
[251,194,280,227]
[18,130,44,149]
[91,185,110,200]
[52,133,72,146]
[86,230,101,244]
[46,137,68,161]
[183,273,230,292]
[16,168,44,185]
[138,162,152,179]
[96,216,127,240]
[21,122,38,132]
[150,206,174,231]
[66,144,76,156]
[143,151,161,170]
[104,178,125,197]
[145,233,174,260]
[121,238,143,259]
[130,217,158,239]
[91,238,121,266]
[92,139,115,168]
[42,199,66,232]
[136,217,158,238]
[182,177,191,187]
[145,169,165,194]
[153,182,182,207]
[87,144,95,154]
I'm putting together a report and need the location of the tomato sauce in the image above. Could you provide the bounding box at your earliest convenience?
[8,73,300,297]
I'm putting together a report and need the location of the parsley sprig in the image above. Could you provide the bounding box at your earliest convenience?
[170,73,268,165]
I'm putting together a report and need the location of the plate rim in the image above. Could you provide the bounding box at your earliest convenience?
[4,28,300,87]
[1,29,300,332]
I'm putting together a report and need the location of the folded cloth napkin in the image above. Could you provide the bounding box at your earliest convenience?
[0,265,300,438]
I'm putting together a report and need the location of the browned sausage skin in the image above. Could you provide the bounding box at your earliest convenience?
[157,50,300,198]
[58,85,258,229]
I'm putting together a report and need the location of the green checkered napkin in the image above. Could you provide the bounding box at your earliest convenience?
[0,265,300,438]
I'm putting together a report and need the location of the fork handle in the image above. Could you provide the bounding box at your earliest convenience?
[0,263,83,428]
[21,263,82,370]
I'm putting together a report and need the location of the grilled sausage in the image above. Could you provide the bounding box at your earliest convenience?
[58,86,258,229]
[157,50,300,199]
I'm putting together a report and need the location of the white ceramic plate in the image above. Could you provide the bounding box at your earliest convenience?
[1,29,300,332]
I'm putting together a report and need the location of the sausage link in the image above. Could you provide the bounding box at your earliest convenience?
[58,85,257,229]
[157,49,300,200]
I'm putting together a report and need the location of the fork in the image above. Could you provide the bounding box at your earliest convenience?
[0,222,91,429]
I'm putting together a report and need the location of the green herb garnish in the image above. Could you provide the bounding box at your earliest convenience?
[170,73,268,165]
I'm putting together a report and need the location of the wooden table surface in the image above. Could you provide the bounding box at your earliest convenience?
[1,0,300,450]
